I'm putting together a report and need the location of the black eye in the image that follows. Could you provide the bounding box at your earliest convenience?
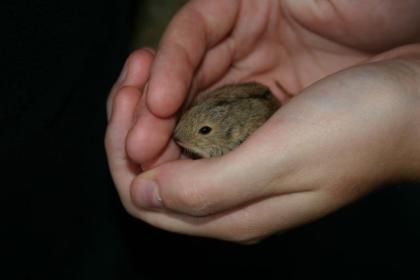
[199,126,212,135]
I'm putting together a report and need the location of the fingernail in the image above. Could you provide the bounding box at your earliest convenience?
[132,179,163,209]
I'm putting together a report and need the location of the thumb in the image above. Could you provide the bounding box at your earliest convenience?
[130,133,288,216]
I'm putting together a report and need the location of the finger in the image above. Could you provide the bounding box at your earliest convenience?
[128,189,334,243]
[192,37,236,91]
[125,90,178,164]
[130,154,276,217]
[126,0,239,164]
[107,48,155,119]
[105,86,143,206]
[129,116,305,216]
[146,0,240,118]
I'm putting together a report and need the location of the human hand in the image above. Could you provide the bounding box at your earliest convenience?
[107,52,420,242]
[105,0,420,242]
[126,0,420,169]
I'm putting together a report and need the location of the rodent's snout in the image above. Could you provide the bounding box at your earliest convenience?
[172,128,184,144]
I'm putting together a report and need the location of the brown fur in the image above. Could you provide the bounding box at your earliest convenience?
[174,82,280,158]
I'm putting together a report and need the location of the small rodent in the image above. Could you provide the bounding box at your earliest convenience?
[173,82,281,158]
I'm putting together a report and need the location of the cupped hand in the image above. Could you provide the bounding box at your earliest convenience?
[126,0,420,169]
[105,0,420,242]
[107,53,420,242]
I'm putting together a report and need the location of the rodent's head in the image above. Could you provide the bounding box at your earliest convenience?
[174,101,241,158]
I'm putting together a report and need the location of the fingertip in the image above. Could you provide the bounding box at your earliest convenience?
[146,78,190,118]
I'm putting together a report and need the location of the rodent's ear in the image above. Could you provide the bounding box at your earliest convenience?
[192,90,213,105]
[191,83,245,105]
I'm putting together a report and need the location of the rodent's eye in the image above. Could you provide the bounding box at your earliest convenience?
[199,126,212,135]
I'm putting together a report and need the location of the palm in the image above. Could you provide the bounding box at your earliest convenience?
[204,2,365,98]
[208,0,420,95]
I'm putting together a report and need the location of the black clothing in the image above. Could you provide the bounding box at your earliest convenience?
[3,1,419,279]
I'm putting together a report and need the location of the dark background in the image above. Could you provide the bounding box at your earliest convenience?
[2,1,419,279]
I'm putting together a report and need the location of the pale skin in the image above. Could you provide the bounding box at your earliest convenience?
[105,0,420,243]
